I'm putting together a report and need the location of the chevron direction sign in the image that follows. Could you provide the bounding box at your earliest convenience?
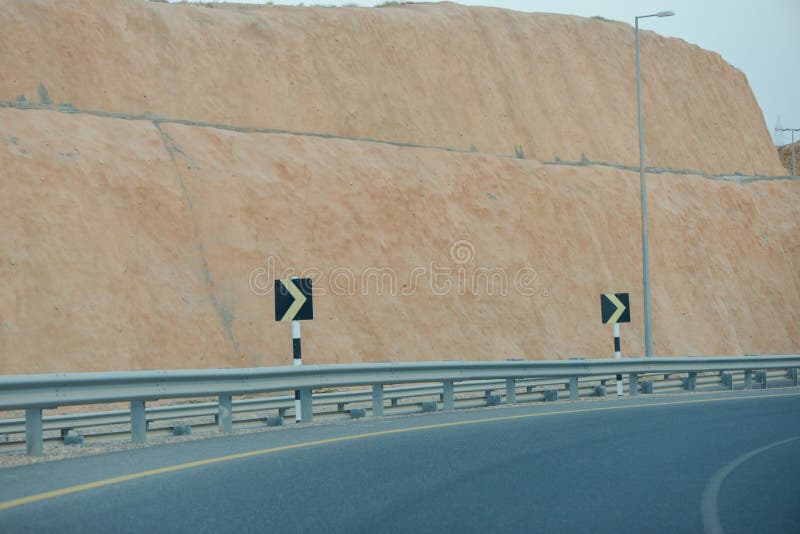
[601,293,630,324]
[275,278,314,322]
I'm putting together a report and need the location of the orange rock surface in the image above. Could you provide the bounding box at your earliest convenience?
[0,0,784,176]
[0,1,797,373]
[778,141,799,175]
[1,107,798,373]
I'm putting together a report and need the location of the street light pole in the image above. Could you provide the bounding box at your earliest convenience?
[635,10,674,359]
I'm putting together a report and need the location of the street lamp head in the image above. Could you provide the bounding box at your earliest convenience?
[636,10,675,21]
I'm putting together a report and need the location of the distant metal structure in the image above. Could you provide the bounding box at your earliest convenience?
[774,116,784,146]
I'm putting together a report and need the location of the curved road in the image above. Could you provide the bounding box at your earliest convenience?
[1,390,799,533]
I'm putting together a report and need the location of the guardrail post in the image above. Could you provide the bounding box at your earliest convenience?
[443,381,454,411]
[744,369,752,390]
[720,372,733,390]
[218,395,233,433]
[506,378,516,404]
[300,390,313,423]
[372,384,384,416]
[131,400,146,443]
[628,373,638,397]
[569,377,579,401]
[792,368,799,387]
[25,408,43,456]
[687,372,697,391]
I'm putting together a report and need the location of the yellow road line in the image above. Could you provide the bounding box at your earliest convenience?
[1,390,798,511]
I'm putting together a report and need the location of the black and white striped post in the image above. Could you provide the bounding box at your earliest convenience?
[275,276,314,424]
[292,306,302,423]
[601,293,630,397]
[613,322,623,396]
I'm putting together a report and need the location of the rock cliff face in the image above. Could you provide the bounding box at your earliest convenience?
[1,106,798,373]
[0,0,784,175]
[778,141,799,175]
[0,1,797,373]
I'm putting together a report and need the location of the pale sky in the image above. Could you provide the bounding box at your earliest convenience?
[176,0,800,145]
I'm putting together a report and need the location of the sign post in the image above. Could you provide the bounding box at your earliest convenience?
[601,293,630,396]
[292,315,301,422]
[275,277,314,422]
[613,322,622,396]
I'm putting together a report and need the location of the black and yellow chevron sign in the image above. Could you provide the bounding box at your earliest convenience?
[274,278,314,322]
[601,293,630,324]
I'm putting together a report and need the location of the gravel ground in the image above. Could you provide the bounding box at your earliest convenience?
[0,421,312,469]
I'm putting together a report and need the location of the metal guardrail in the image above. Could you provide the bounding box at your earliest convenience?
[0,375,614,441]
[1,356,798,455]
[0,368,788,450]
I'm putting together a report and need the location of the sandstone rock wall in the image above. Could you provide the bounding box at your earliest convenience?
[778,141,799,175]
[0,0,785,176]
[1,1,796,373]
[1,107,797,373]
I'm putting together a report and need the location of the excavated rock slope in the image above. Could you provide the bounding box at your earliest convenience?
[1,107,798,373]
[0,0,784,176]
[778,141,799,175]
[0,1,797,373]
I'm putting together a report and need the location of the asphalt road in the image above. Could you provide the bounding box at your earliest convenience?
[1,389,799,533]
